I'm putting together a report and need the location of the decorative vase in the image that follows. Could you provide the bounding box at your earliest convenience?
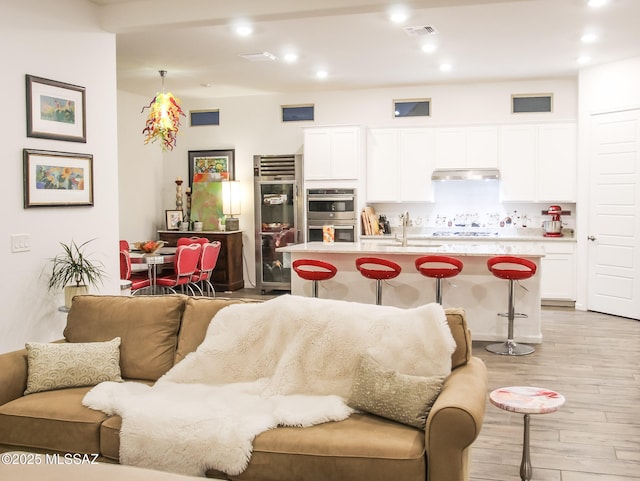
[193,221,203,232]
[64,285,88,309]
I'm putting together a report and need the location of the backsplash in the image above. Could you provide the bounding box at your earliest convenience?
[370,180,576,233]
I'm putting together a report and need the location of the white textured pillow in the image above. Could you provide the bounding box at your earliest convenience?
[348,353,444,428]
[25,338,123,395]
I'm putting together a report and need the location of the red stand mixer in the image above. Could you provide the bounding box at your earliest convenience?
[543,205,563,237]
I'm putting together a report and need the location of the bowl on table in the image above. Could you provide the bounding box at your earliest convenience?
[133,240,166,254]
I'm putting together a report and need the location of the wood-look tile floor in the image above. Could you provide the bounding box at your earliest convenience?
[470,307,640,481]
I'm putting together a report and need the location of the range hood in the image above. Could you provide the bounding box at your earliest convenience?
[431,168,500,181]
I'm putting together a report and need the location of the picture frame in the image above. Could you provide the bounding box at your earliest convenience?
[188,149,235,188]
[26,74,87,143]
[23,149,94,208]
[165,209,184,230]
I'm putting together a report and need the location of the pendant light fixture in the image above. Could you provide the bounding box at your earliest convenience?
[141,70,185,151]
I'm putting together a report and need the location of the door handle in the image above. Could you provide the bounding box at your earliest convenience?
[587,235,596,241]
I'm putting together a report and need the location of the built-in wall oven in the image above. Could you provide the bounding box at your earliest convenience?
[306,188,357,243]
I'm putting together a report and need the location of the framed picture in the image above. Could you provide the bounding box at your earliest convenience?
[165,210,184,230]
[188,149,235,188]
[23,149,94,208]
[26,75,87,143]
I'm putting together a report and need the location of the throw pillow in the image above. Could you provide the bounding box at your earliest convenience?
[24,338,123,395]
[348,353,444,429]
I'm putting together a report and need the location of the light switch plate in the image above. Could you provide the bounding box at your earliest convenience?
[11,234,30,253]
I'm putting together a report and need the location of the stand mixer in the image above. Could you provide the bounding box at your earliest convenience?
[543,205,563,237]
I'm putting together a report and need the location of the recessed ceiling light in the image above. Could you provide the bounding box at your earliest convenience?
[389,6,409,23]
[587,0,608,7]
[421,43,437,53]
[577,55,592,64]
[283,52,299,63]
[439,63,452,72]
[235,24,253,37]
[316,70,328,79]
[581,33,598,43]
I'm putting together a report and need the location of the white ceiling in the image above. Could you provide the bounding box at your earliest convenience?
[88,0,640,99]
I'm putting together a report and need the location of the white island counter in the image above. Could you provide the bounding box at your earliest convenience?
[277,241,545,343]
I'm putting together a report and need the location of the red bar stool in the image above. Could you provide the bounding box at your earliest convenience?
[355,257,402,305]
[414,255,464,305]
[486,256,537,356]
[292,259,337,298]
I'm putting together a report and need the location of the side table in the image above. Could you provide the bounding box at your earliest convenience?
[489,386,565,481]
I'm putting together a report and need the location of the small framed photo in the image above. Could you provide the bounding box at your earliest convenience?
[26,74,87,143]
[165,210,184,230]
[23,149,93,208]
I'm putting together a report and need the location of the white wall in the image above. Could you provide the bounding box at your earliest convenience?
[118,78,576,286]
[576,56,640,311]
[0,0,120,352]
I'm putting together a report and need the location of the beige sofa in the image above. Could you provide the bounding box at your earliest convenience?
[0,295,488,481]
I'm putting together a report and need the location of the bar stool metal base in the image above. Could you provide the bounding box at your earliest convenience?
[486,340,535,356]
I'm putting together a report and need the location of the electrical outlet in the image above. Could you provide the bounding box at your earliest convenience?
[11,234,31,253]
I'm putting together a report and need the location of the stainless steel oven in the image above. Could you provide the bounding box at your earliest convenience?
[307,221,357,243]
[306,188,357,221]
[306,188,357,242]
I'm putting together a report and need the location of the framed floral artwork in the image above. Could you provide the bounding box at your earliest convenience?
[26,75,87,143]
[165,210,184,230]
[23,149,94,208]
[188,149,235,187]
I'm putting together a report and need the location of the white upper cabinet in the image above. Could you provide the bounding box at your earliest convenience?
[434,126,499,169]
[367,128,434,202]
[499,122,576,202]
[303,126,362,181]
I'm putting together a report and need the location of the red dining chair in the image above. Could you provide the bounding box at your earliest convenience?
[119,248,151,295]
[190,241,221,297]
[177,236,207,247]
[156,243,202,295]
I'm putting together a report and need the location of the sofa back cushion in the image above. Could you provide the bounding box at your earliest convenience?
[64,295,184,381]
[175,297,258,364]
[444,308,471,369]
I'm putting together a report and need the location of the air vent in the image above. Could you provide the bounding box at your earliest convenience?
[255,155,297,178]
[240,52,277,62]
[403,25,439,37]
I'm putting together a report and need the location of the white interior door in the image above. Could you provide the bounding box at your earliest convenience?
[588,109,640,320]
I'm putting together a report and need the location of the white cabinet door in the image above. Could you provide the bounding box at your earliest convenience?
[367,129,398,202]
[467,126,499,168]
[367,128,433,202]
[434,127,466,168]
[399,128,434,202]
[499,125,537,201]
[539,242,576,301]
[537,123,576,202]
[303,127,361,181]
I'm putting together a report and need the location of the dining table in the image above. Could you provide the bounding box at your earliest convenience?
[129,246,176,295]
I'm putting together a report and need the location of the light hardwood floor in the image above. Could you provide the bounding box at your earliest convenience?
[470,307,640,481]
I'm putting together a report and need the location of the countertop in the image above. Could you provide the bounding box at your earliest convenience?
[361,227,576,243]
[277,241,546,257]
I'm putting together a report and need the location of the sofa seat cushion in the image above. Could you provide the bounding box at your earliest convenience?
[100,415,121,461]
[218,413,426,481]
[0,387,108,454]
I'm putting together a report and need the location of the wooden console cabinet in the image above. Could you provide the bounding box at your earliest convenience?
[157,230,244,291]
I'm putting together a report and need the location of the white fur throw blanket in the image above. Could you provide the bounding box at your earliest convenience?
[83,295,455,477]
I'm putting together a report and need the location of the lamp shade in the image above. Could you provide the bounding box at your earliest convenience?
[222,181,241,216]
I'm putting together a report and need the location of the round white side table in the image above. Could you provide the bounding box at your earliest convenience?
[489,386,565,481]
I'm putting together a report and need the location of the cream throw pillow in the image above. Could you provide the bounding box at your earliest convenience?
[24,338,123,395]
[348,353,444,428]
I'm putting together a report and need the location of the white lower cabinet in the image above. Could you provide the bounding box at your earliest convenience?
[539,242,576,302]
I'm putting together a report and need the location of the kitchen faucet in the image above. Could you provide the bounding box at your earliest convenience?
[400,211,410,247]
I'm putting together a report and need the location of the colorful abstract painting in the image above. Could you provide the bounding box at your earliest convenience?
[191,182,223,230]
[35,165,85,190]
[192,155,230,182]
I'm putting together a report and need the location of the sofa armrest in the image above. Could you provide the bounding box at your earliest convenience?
[425,357,488,481]
[0,348,28,405]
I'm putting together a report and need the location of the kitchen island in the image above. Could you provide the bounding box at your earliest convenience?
[277,241,545,343]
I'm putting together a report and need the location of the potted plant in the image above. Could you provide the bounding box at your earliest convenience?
[47,239,106,309]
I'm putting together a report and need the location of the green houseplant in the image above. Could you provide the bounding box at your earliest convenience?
[47,239,106,308]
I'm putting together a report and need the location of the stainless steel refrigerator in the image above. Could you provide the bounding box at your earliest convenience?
[254,154,303,293]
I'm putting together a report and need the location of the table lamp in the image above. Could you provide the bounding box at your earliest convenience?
[222,180,241,231]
